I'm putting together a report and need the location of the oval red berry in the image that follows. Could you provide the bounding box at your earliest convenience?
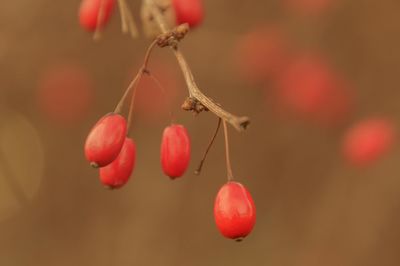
[214,181,256,241]
[99,137,136,189]
[160,124,191,179]
[172,0,204,28]
[342,118,395,167]
[79,0,116,32]
[84,113,127,167]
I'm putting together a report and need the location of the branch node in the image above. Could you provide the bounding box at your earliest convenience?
[156,23,189,47]
[144,0,251,132]
[181,97,209,115]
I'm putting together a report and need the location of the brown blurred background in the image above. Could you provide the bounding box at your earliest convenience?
[1,0,400,265]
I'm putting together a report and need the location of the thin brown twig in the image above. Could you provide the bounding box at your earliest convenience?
[118,0,139,38]
[117,0,129,33]
[143,0,250,132]
[114,39,158,114]
[126,71,141,133]
[222,120,234,181]
[195,118,222,175]
[145,71,175,122]
[94,0,106,40]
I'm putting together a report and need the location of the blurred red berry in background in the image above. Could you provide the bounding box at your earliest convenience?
[79,0,116,32]
[282,0,336,16]
[127,61,182,123]
[342,118,396,167]
[172,0,204,28]
[273,53,354,126]
[36,63,94,126]
[233,25,291,85]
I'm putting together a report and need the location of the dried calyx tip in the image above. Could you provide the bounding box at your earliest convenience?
[175,23,189,38]
[90,162,99,168]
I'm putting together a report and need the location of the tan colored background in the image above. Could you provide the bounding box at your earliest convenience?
[1,0,400,265]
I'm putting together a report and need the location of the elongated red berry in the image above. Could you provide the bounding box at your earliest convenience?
[214,182,256,241]
[160,124,191,178]
[79,0,116,32]
[84,113,127,168]
[99,137,136,188]
[343,118,395,166]
[172,0,204,28]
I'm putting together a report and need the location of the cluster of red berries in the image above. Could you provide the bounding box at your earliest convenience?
[78,0,204,32]
[84,112,256,240]
[84,113,134,187]
[80,0,255,241]
[235,23,397,167]
[84,113,191,186]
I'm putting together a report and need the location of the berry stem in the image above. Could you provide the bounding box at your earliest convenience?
[143,0,250,132]
[195,118,221,175]
[222,119,234,181]
[114,38,158,114]
[126,70,141,133]
[117,0,129,33]
[117,0,139,38]
[145,71,175,123]
[94,0,106,40]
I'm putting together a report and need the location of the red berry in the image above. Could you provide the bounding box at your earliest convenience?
[214,182,256,241]
[84,113,127,168]
[36,63,94,126]
[99,137,136,188]
[160,124,191,179]
[127,60,182,123]
[172,0,204,28]
[274,54,353,126]
[79,0,116,32]
[234,25,291,84]
[343,118,395,167]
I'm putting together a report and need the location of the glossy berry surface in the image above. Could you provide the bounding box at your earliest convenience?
[172,0,204,28]
[84,113,127,168]
[214,181,256,241]
[99,137,136,189]
[160,124,191,179]
[343,118,395,167]
[79,0,116,32]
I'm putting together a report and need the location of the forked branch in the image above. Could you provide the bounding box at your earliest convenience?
[143,0,250,132]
